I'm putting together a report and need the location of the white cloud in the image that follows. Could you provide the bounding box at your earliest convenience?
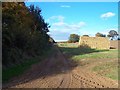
[48,15,86,33]
[52,21,86,33]
[61,5,71,8]
[47,15,64,22]
[47,15,86,40]
[52,22,66,26]
[101,12,115,19]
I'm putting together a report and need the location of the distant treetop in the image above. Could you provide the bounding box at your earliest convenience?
[82,35,89,37]
[95,32,106,37]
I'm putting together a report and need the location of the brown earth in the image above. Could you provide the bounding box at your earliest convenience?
[110,40,120,49]
[3,45,118,88]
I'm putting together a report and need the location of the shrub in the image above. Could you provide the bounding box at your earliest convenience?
[2,2,52,69]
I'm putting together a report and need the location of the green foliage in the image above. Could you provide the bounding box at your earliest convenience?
[82,35,89,37]
[107,30,119,40]
[95,32,106,37]
[68,34,79,43]
[2,2,52,69]
[79,43,91,49]
[3,47,54,82]
[108,30,118,37]
[3,59,36,82]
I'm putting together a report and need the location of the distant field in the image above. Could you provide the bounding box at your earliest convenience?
[58,42,79,47]
[58,42,119,80]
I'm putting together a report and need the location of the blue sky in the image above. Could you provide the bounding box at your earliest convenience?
[25,2,118,41]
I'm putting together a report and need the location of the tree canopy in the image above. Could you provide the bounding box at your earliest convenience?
[107,30,119,40]
[68,34,79,43]
[83,35,89,37]
[2,2,52,68]
[108,30,118,37]
[95,32,106,37]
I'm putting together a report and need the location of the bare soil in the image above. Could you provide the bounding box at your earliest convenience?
[3,46,118,88]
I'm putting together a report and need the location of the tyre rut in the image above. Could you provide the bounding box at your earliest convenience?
[3,46,118,88]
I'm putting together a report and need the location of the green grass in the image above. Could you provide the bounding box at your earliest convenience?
[93,62,119,80]
[58,43,119,80]
[58,43,118,60]
[72,50,118,60]
[3,47,54,83]
[3,58,37,82]
[57,42,78,48]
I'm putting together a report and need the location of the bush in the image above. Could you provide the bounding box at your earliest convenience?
[68,34,79,43]
[2,2,52,69]
[79,43,91,49]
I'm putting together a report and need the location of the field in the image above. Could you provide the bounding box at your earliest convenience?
[3,44,118,88]
[58,42,119,80]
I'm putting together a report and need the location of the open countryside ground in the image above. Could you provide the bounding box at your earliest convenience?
[58,43,119,80]
[3,43,119,88]
[3,2,119,89]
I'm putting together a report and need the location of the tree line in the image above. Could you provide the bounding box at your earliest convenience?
[68,30,119,43]
[2,2,52,69]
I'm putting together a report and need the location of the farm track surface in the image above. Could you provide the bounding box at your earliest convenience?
[3,46,118,88]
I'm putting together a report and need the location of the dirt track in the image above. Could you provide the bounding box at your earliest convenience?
[3,45,118,88]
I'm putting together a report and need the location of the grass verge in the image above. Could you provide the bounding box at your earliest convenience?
[93,61,119,80]
[72,49,118,60]
[3,46,54,83]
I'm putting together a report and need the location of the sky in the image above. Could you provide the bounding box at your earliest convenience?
[25,2,118,42]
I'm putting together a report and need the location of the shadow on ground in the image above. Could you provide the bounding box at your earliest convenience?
[3,45,109,88]
[3,45,78,88]
[59,44,109,59]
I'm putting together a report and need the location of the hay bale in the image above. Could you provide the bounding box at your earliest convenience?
[79,36,110,49]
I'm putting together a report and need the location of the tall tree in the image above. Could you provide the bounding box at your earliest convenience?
[2,2,51,68]
[68,34,79,43]
[107,30,118,40]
